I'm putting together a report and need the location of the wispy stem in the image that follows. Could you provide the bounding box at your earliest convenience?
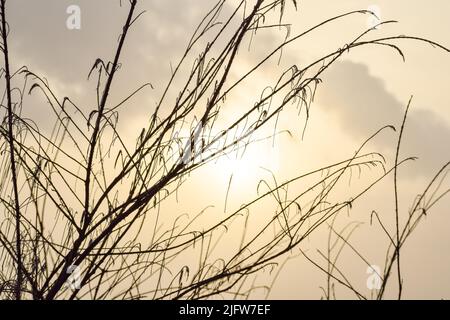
[393,96,412,300]
[0,0,22,300]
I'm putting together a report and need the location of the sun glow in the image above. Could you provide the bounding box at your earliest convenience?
[209,138,281,188]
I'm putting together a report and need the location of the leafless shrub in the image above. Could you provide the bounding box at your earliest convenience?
[0,0,448,300]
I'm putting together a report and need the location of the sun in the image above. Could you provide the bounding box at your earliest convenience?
[210,138,281,188]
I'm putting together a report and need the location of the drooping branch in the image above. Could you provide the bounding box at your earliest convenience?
[0,0,22,301]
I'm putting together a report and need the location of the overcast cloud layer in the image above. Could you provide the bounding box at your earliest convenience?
[318,60,450,177]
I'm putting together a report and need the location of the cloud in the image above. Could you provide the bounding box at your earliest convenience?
[4,0,232,132]
[317,60,450,177]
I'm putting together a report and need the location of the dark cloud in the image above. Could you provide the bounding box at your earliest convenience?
[7,0,228,89]
[9,0,126,84]
[317,60,450,177]
[4,0,233,131]
[6,0,234,86]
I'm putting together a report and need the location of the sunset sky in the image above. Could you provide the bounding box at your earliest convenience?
[4,0,450,299]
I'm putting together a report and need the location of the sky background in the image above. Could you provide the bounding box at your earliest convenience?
[4,0,450,299]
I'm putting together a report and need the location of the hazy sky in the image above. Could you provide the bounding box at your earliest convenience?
[4,0,450,299]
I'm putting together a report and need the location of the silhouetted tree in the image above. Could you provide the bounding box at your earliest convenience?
[0,0,448,300]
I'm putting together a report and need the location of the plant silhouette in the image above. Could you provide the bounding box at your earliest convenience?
[0,0,448,300]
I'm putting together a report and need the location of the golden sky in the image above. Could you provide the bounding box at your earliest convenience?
[4,0,450,299]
